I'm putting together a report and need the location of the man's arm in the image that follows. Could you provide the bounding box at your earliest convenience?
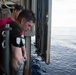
[11,44,25,70]
[22,46,27,60]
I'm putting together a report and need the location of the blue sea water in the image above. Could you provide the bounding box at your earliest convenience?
[31,27,76,75]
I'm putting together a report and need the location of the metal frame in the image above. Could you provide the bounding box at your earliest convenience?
[46,0,52,64]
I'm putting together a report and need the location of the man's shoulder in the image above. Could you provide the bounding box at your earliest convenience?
[9,21,22,32]
[8,21,19,27]
[1,17,12,21]
[0,17,13,25]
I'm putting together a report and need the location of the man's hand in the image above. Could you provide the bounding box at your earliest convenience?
[23,52,27,60]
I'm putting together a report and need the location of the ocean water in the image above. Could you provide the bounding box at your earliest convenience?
[31,27,76,75]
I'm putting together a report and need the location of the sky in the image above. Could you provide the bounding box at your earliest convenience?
[52,0,76,27]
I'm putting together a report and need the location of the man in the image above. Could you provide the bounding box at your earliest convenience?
[0,4,23,30]
[0,9,35,75]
